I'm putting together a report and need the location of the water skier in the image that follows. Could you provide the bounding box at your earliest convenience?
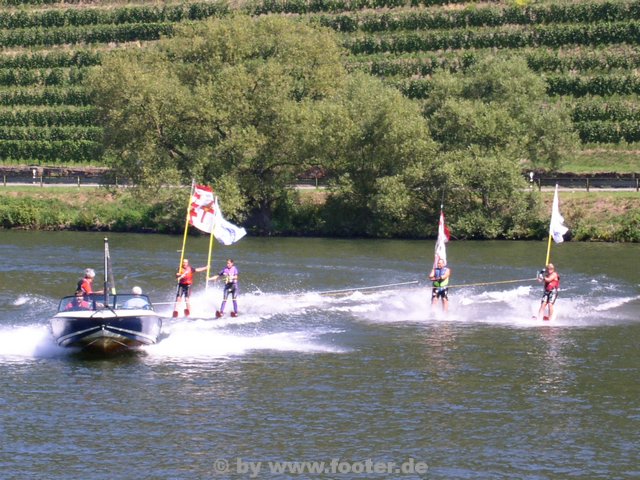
[209,258,239,318]
[174,259,207,317]
[537,263,560,320]
[429,258,451,313]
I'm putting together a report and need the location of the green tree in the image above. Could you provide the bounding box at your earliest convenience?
[88,18,571,239]
[88,15,347,230]
[425,56,579,171]
[317,73,438,237]
[404,56,579,238]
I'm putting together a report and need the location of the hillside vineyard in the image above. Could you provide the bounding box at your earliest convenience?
[1,0,638,169]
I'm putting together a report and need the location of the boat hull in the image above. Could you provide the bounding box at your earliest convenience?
[51,310,162,354]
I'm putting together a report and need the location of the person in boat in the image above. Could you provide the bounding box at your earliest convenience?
[78,268,103,298]
[174,259,207,317]
[537,263,560,320]
[209,258,239,318]
[123,286,149,309]
[65,289,91,311]
[429,258,451,313]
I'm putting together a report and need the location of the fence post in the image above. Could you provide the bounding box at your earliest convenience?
[3,175,5,186]
[40,175,43,187]
[636,177,639,192]
[586,178,590,192]
[77,176,80,188]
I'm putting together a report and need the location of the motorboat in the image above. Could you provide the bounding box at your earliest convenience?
[50,292,162,354]
[50,238,162,354]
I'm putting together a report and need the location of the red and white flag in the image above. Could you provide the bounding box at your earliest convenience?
[433,210,450,268]
[189,185,246,244]
[189,185,216,233]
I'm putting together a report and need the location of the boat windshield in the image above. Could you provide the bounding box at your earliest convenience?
[57,294,153,312]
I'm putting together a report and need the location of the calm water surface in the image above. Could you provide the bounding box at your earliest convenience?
[1,231,638,480]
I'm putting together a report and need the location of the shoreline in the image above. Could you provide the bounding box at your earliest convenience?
[1,185,638,242]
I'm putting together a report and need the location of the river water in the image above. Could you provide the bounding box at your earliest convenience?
[1,231,638,479]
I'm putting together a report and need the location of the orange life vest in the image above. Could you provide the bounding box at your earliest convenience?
[546,273,560,291]
[78,277,93,294]
[179,266,194,285]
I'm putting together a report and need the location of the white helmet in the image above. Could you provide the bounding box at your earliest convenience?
[84,268,95,278]
[132,286,142,295]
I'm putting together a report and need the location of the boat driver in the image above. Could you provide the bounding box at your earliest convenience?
[65,289,91,311]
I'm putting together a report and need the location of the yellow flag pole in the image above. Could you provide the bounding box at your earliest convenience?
[543,184,559,266]
[205,215,216,291]
[173,180,195,316]
[173,179,196,317]
[544,232,552,267]
[178,179,196,272]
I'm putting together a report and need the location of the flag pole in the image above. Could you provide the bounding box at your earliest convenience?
[178,179,196,272]
[544,184,560,266]
[544,231,553,266]
[172,179,195,318]
[204,199,217,291]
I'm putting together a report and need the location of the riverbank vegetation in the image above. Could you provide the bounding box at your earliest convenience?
[1,1,639,240]
[1,186,638,242]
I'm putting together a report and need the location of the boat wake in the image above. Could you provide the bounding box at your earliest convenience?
[145,289,346,361]
[340,280,640,328]
[0,324,66,360]
[2,274,637,363]
[147,320,343,361]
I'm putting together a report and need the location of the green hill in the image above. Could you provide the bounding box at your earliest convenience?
[1,0,639,173]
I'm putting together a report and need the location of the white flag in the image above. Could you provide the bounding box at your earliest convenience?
[189,185,216,234]
[433,210,450,268]
[549,184,568,243]
[212,197,247,245]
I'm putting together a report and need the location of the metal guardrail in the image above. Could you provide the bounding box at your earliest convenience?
[1,172,638,191]
[0,172,126,187]
[1,175,104,186]
[530,175,640,191]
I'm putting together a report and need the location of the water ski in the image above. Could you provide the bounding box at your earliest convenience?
[531,312,556,321]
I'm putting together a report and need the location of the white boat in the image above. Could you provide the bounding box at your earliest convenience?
[50,238,162,354]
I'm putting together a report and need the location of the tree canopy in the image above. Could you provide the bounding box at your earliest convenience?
[90,15,348,228]
[89,15,577,238]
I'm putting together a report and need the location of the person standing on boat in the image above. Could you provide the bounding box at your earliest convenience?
[78,268,103,298]
[174,259,207,317]
[429,258,450,313]
[209,258,239,318]
[537,263,560,320]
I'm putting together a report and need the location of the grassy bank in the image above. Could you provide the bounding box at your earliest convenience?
[0,186,184,233]
[561,143,640,174]
[548,191,640,242]
[1,186,638,242]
